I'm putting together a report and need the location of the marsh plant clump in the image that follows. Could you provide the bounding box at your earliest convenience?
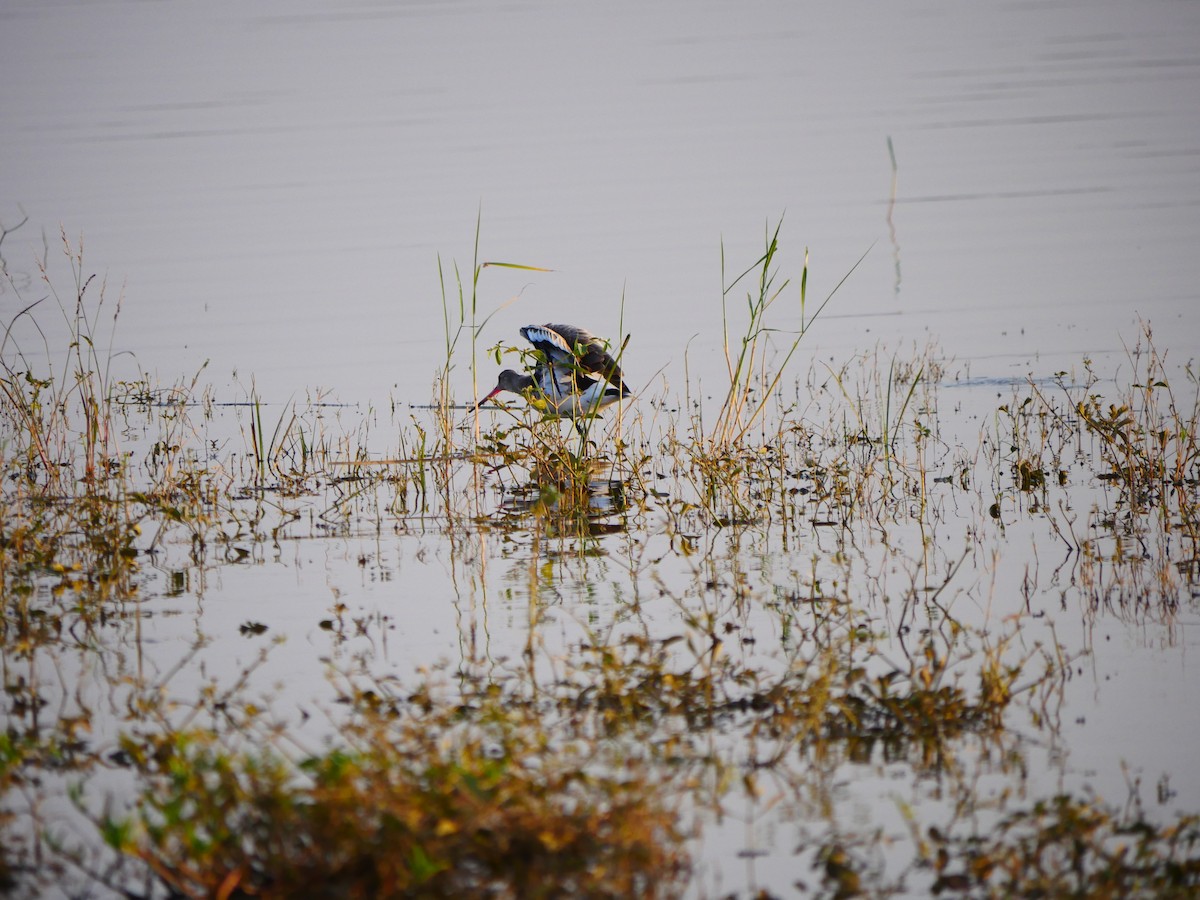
[2,224,1199,897]
[99,689,691,899]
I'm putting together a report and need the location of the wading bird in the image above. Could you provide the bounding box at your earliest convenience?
[481,323,632,435]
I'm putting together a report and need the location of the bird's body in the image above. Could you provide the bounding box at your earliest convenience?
[482,323,632,429]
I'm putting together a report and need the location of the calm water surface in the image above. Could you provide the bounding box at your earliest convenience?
[3,0,1196,397]
[2,0,1199,895]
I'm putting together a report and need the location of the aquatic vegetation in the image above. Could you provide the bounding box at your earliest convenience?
[990,331,1200,611]
[97,700,689,899]
[917,794,1200,898]
[2,228,1198,897]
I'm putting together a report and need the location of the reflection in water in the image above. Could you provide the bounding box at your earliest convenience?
[3,0,1200,895]
[494,460,633,540]
[886,135,902,297]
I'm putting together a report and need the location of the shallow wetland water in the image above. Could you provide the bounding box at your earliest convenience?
[3,0,1200,896]
[2,240,1197,896]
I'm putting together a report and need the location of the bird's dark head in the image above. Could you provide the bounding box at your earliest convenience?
[481,369,534,404]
